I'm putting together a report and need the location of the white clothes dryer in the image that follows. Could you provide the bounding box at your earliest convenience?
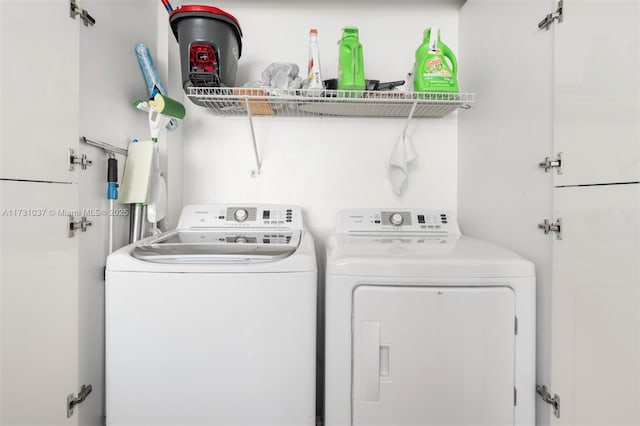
[324,209,535,426]
[106,204,317,426]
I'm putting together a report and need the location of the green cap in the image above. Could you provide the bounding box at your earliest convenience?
[342,27,359,36]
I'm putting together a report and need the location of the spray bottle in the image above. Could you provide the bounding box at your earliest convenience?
[306,29,323,92]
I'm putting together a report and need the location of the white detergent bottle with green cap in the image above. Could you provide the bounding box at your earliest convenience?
[413,27,459,93]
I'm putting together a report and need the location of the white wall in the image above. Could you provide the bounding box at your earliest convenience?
[458,1,554,423]
[176,1,461,241]
[157,3,185,231]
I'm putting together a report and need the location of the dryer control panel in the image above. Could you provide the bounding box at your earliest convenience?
[335,209,461,235]
[177,204,304,229]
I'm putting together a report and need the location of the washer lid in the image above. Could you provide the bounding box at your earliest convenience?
[132,229,300,264]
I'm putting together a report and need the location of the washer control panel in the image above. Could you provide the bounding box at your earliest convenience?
[177,204,303,229]
[335,209,461,235]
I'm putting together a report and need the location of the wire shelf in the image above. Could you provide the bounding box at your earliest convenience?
[187,87,475,118]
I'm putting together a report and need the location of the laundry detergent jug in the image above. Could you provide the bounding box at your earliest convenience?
[413,28,458,93]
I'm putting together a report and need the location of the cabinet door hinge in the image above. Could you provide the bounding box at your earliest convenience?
[68,215,93,237]
[539,152,563,174]
[536,385,560,418]
[68,148,93,171]
[514,316,518,335]
[67,384,92,418]
[69,0,95,26]
[514,387,517,406]
[538,218,562,240]
[539,0,563,30]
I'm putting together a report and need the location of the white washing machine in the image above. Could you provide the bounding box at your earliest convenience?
[106,204,317,426]
[324,209,535,426]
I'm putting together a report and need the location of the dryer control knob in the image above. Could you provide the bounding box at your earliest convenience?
[234,236,248,244]
[390,213,404,226]
[234,209,249,222]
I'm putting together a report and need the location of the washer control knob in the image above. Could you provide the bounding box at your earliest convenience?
[234,236,248,244]
[390,213,404,226]
[234,209,249,222]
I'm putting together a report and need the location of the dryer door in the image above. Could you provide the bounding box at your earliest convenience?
[352,285,516,426]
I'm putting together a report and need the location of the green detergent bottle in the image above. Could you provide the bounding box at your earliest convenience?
[413,28,458,93]
[337,27,366,94]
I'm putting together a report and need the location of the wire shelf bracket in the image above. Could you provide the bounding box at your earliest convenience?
[244,97,262,177]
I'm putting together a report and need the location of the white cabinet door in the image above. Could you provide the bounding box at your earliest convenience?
[550,184,640,425]
[0,0,79,182]
[458,3,555,423]
[76,3,158,424]
[553,0,639,185]
[0,180,79,425]
[352,285,516,426]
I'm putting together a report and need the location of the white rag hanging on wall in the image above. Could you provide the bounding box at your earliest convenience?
[388,102,418,195]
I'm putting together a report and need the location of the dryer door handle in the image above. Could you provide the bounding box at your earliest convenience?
[356,321,380,401]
